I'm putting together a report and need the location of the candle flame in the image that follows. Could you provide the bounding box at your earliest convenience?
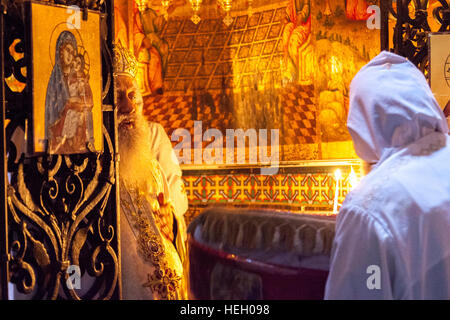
[349,166,358,190]
[334,168,342,180]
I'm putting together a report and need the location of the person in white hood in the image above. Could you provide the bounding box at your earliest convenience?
[324,51,450,299]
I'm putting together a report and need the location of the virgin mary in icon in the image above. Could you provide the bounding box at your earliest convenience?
[45,30,95,154]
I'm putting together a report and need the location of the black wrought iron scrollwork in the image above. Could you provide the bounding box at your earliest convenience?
[47,0,105,11]
[1,0,120,300]
[432,0,450,30]
[3,1,27,132]
[383,0,450,76]
[7,125,118,300]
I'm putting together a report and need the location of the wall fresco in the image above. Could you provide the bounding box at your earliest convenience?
[114,0,380,164]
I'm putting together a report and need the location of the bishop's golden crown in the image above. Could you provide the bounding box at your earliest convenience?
[113,42,138,78]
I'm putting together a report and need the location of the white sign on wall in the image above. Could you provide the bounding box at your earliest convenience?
[429,32,450,113]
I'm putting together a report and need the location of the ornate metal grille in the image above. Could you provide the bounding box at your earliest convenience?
[381,0,450,75]
[0,0,120,299]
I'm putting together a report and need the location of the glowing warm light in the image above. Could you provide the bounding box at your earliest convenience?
[219,0,233,26]
[324,0,332,16]
[5,73,26,93]
[349,166,358,190]
[334,168,342,180]
[136,0,148,11]
[330,56,342,74]
[219,0,232,14]
[161,0,171,20]
[190,0,202,24]
[333,169,342,214]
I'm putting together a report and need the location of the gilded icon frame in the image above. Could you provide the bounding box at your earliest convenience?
[27,1,103,155]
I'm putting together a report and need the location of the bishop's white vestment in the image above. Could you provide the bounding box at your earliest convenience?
[120,122,188,300]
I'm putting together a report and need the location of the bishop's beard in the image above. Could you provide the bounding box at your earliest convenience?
[118,113,156,189]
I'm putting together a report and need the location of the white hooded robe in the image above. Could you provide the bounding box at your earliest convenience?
[325,51,450,299]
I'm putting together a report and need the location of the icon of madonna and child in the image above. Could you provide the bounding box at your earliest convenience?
[45,30,96,154]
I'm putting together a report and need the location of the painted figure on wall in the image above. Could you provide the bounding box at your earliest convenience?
[311,0,377,143]
[345,0,371,20]
[45,30,94,154]
[45,31,75,142]
[134,5,169,95]
[115,3,129,47]
[282,0,312,82]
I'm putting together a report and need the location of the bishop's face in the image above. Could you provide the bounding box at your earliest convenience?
[115,73,152,186]
[115,74,144,130]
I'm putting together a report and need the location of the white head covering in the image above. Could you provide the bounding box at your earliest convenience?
[347,51,448,164]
